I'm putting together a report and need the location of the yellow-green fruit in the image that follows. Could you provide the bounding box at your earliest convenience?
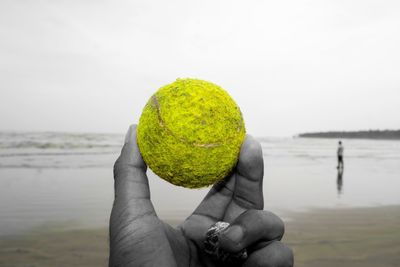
[137,78,246,188]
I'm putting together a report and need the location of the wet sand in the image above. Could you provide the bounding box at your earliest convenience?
[1,206,399,267]
[285,205,400,267]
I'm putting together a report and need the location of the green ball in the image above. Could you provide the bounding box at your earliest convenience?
[137,78,246,188]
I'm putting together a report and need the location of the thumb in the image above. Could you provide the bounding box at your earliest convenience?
[110,125,177,266]
[112,124,155,212]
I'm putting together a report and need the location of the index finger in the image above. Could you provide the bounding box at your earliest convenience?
[189,135,262,221]
[224,135,264,221]
[235,135,264,208]
[110,125,177,266]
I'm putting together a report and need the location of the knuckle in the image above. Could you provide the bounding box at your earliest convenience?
[239,209,285,241]
[113,156,126,172]
[113,157,131,179]
[263,211,284,232]
[255,210,285,240]
[113,157,122,176]
[245,208,259,216]
[273,214,285,240]
[268,242,294,267]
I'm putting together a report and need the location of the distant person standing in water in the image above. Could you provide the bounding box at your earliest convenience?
[337,141,344,169]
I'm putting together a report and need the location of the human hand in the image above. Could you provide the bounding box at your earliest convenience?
[109,125,293,267]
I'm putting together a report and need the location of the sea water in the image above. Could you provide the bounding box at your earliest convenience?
[0,131,399,236]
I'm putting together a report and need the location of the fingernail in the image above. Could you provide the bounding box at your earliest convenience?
[222,225,244,243]
[124,126,133,144]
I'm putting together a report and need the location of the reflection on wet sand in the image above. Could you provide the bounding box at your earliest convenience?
[337,168,344,196]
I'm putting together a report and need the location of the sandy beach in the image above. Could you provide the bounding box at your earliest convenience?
[1,205,399,267]
[286,205,400,267]
[1,133,399,266]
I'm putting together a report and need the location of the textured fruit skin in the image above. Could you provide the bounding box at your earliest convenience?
[137,78,246,188]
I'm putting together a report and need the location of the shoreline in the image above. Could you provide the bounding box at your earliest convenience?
[1,205,399,267]
[297,129,400,140]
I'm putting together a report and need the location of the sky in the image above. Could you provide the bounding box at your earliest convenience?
[1,0,399,137]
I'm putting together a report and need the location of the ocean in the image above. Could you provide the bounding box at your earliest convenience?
[0,131,399,237]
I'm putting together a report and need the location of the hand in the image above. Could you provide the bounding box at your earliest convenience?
[109,125,293,267]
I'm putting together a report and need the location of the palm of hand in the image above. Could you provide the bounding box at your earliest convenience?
[109,125,293,267]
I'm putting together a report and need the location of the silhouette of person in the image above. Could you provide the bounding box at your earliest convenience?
[337,141,344,169]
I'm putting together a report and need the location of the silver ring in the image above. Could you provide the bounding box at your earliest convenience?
[204,221,248,263]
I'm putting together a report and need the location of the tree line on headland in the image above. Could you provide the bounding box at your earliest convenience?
[298,130,400,140]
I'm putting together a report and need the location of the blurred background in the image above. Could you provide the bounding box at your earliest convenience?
[1,1,399,266]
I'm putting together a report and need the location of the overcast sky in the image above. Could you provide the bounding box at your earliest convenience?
[1,0,399,137]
